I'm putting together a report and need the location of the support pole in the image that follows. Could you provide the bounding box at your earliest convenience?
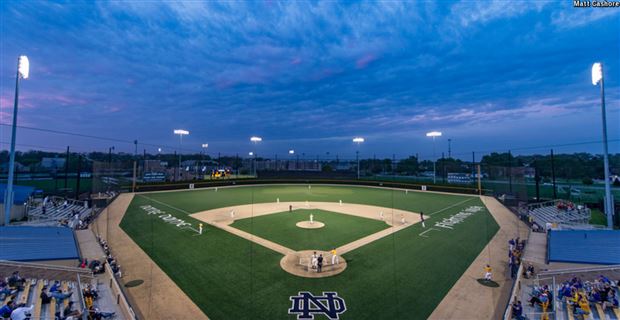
[598,69,614,228]
[4,58,21,226]
[64,146,70,189]
[551,149,557,199]
[477,164,482,195]
[75,155,82,200]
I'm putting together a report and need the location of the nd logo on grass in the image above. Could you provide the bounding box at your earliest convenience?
[289,291,346,319]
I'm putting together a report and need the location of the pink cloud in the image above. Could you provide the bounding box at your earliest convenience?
[104,106,121,113]
[356,54,377,69]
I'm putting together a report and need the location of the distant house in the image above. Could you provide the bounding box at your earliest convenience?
[448,173,472,184]
[40,157,66,169]
[0,161,29,172]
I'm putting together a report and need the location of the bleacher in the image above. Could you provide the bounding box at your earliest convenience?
[0,260,120,320]
[512,266,620,320]
[27,197,91,225]
[1,277,83,320]
[525,200,592,229]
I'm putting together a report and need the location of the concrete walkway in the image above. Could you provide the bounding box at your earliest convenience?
[428,196,530,320]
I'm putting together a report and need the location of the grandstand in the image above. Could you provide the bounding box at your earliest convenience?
[26,197,91,226]
[0,260,121,320]
[509,265,620,320]
[522,200,594,230]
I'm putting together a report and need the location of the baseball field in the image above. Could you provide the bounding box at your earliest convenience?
[117,185,500,319]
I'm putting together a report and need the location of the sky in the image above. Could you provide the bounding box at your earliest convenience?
[1,1,619,160]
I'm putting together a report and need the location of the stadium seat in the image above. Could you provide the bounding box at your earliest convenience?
[17,279,33,305]
[62,281,70,307]
[566,304,575,320]
[49,297,56,320]
[32,280,44,320]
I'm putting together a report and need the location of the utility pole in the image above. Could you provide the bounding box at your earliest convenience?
[448,139,452,158]
[472,152,476,184]
[75,154,82,199]
[551,149,557,199]
[64,146,70,189]
[508,150,513,193]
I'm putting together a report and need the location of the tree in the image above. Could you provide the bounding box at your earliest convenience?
[396,156,419,174]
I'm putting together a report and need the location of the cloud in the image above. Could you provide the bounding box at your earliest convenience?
[0,1,618,156]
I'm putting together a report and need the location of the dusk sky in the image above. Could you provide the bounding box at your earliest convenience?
[1,1,619,160]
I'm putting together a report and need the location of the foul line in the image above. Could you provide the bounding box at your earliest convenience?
[428,197,476,217]
[137,194,193,215]
[418,228,440,238]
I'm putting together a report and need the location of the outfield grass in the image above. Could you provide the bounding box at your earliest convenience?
[589,208,608,226]
[232,209,389,251]
[120,185,499,319]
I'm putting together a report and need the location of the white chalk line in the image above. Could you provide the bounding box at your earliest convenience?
[418,228,440,238]
[428,197,477,217]
[138,194,203,234]
[138,194,193,215]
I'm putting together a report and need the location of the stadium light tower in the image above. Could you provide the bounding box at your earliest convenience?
[353,137,365,179]
[426,131,442,184]
[592,62,614,228]
[174,129,189,181]
[250,136,262,176]
[4,56,29,226]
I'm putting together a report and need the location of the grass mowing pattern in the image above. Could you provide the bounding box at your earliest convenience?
[120,185,499,319]
[232,209,390,251]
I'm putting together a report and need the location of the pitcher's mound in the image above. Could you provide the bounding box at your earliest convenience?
[280,250,347,278]
[296,221,325,229]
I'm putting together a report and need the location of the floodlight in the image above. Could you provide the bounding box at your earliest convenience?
[426,131,442,137]
[174,129,189,135]
[592,62,602,85]
[202,143,209,148]
[18,56,29,79]
[250,136,262,142]
[158,148,162,152]
[352,137,365,143]
[249,152,254,156]
[289,150,295,154]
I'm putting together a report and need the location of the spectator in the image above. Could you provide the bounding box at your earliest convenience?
[7,272,25,290]
[524,263,535,279]
[87,305,115,320]
[62,301,82,319]
[511,300,525,320]
[0,300,15,318]
[0,281,17,297]
[9,303,33,320]
[49,281,61,293]
[40,286,52,305]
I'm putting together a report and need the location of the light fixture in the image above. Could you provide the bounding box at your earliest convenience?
[18,55,29,79]
[426,131,442,137]
[174,129,189,135]
[592,62,602,85]
[289,150,295,155]
[250,136,262,142]
[352,137,365,143]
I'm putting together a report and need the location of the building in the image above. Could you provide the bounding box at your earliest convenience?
[447,173,472,184]
[40,157,66,169]
[0,184,35,225]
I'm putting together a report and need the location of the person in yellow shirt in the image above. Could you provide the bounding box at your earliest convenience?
[575,295,591,316]
[483,265,492,281]
[330,248,339,265]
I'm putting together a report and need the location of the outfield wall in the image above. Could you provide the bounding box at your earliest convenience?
[133,178,489,195]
